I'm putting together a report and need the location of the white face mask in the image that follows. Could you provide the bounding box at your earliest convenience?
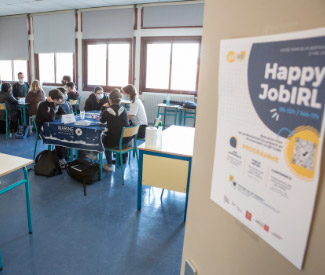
[19,78,24,83]
[122,94,128,100]
[63,95,68,101]
[96,93,104,100]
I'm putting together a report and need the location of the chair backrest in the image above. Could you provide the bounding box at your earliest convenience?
[122,125,140,138]
[153,115,161,127]
[0,103,6,111]
[70,99,78,105]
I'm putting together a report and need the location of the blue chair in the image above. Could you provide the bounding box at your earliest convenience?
[100,125,140,185]
[0,103,8,140]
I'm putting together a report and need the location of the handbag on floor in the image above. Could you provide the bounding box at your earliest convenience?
[34,150,62,177]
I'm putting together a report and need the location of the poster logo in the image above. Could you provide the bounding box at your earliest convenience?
[245,210,252,221]
[75,128,83,136]
[227,51,246,63]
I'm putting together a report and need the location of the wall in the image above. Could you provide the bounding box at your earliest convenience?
[181,0,325,274]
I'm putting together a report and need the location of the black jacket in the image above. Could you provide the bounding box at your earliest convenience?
[35,100,66,132]
[13,82,30,98]
[84,93,108,112]
[100,104,129,148]
[0,91,19,121]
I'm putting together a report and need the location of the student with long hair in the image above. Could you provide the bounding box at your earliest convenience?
[121,84,148,139]
[26,80,46,116]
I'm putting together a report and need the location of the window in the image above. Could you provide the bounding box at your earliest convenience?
[83,39,132,91]
[37,53,74,84]
[0,60,29,82]
[141,37,201,94]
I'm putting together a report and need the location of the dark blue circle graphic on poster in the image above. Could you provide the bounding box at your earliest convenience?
[247,36,325,138]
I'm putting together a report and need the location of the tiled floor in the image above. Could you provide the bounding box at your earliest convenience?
[0,133,186,275]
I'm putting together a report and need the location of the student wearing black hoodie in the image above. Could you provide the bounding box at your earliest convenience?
[100,89,129,172]
[84,86,108,111]
[35,89,66,168]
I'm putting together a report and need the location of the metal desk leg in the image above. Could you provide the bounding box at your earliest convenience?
[137,151,143,210]
[163,107,167,129]
[23,167,32,233]
[184,159,192,222]
[99,152,103,180]
[0,250,2,270]
[174,109,177,125]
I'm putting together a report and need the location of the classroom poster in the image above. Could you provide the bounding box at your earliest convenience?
[210,28,325,269]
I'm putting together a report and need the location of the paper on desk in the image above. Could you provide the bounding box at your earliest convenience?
[74,120,92,126]
[61,114,76,124]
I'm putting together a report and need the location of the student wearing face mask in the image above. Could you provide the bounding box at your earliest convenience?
[13,72,30,99]
[84,86,108,112]
[57,87,73,116]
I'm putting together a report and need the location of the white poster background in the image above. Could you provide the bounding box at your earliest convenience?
[211,28,325,269]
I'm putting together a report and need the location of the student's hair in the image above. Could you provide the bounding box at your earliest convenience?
[122,84,137,103]
[1,82,11,93]
[109,88,122,105]
[66,82,75,90]
[49,89,64,100]
[62,75,71,82]
[18,72,23,77]
[94,86,103,93]
[29,80,42,93]
[57,87,67,95]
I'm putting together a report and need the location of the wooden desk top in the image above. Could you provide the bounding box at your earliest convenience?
[121,99,131,104]
[0,153,33,177]
[157,103,181,108]
[138,125,195,158]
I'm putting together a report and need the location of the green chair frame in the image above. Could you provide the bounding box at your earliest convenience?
[100,124,140,185]
[0,103,8,140]
[32,116,51,160]
[153,114,161,128]
[69,96,80,115]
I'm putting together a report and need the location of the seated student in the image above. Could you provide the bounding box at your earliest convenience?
[13,72,30,98]
[57,87,73,115]
[61,75,71,87]
[100,89,129,172]
[25,80,46,116]
[0,83,20,137]
[84,86,108,112]
[66,82,79,101]
[35,89,67,168]
[121,84,148,139]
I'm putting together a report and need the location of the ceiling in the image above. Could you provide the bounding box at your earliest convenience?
[0,0,193,17]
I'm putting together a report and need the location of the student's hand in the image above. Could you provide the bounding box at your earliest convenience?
[103,103,109,107]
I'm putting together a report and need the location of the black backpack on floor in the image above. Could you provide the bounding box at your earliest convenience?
[66,158,100,196]
[34,150,62,177]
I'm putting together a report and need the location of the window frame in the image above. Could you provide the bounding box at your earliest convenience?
[82,38,133,92]
[140,36,201,95]
[34,52,76,86]
[0,59,31,84]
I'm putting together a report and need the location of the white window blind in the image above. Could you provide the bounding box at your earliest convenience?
[82,8,134,39]
[33,12,75,53]
[0,16,29,60]
[143,4,204,28]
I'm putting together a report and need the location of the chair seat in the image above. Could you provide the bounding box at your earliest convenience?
[106,146,133,153]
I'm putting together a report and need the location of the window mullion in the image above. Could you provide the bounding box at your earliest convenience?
[54,54,57,83]
[168,43,173,91]
[106,44,109,87]
[11,60,15,81]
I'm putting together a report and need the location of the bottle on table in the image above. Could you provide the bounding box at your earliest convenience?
[166,94,170,106]
[156,121,163,149]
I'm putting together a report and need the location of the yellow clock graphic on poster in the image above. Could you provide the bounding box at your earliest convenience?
[285,126,319,181]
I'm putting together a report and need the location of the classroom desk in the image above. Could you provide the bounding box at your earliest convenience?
[156,103,181,128]
[16,103,30,126]
[137,125,195,221]
[0,153,34,271]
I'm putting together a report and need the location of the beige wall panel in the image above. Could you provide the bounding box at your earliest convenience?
[182,0,325,274]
